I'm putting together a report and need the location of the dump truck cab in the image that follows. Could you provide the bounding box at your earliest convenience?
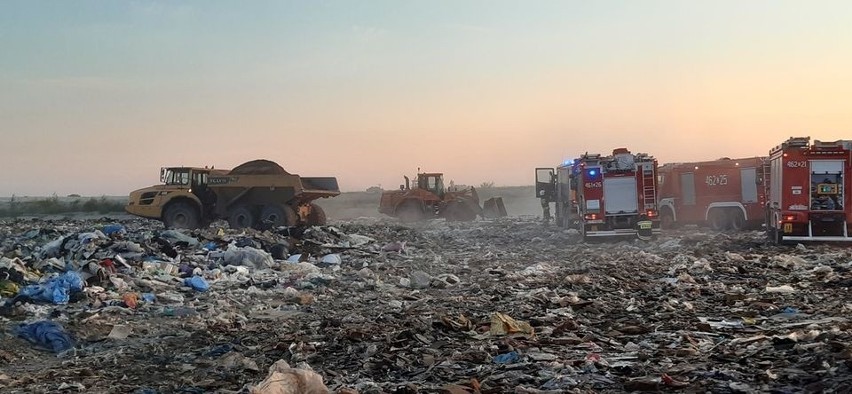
[126,166,222,227]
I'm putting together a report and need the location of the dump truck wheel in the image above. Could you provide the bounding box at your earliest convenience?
[397,201,424,222]
[163,201,200,229]
[259,205,297,227]
[228,205,256,229]
[729,209,746,231]
[307,203,327,226]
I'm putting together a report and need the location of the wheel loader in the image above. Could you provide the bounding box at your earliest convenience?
[378,172,506,221]
[125,159,340,229]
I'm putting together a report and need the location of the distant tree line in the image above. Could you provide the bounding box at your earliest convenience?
[0,194,126,217]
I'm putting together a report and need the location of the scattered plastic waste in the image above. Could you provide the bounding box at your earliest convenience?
[184,276,209,292]
[159,230,199,246]
[222,245,274,268]
[0,216,851,392]
[14,320,74,353]
[18,271,84,304]
[766,284,796,293]
[319,253,341,266]
[102,224,126,236]
[248,360,328,393]
[493,351,520,364]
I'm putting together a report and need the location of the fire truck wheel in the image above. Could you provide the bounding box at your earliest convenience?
[163,201,201,229]
[397,201,424,222]
[259,205,297,227]
[729,210,746,231]
[771,227,784,245]
[228,205,257,229]
[659,209,675,229]
[709,210,729,231]
[307,203,327,226]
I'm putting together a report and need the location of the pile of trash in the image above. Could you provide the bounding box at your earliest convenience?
[1,216,851,392]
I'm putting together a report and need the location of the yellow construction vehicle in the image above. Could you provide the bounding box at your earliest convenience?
[126,159,339,229]
[378,172,506,221]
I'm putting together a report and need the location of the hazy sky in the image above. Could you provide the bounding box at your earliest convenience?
[2,0,852,196]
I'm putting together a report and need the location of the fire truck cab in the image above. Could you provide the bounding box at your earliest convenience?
[657,157,768,231]
[766,137,852,243]
[537,148,661,240]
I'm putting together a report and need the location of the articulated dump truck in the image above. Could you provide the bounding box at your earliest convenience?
[126,159,340,229]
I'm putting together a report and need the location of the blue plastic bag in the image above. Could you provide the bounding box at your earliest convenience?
[493,351,520,364]
[102,224,126,236]
[19,271,84,304]
[14,320,74,353]
[184,276,209,292]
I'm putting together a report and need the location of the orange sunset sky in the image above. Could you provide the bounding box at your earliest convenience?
[2,0,852,196]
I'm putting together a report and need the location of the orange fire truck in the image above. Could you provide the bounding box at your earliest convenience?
[766,137,852,243]
[537,148,661,240]
[657,157,768,230]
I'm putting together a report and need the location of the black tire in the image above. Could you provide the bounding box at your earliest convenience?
[259,205,297,227]
[445,201,477,222]
[770,227,784,245]
[581,226,591,243]
[307,203,327,226]
[397,200,424,222]
[228,205,256,229]
[729,209,746,231]
[709,209,729,231]
[163,201,201,229]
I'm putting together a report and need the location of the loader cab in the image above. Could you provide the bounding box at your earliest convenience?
[417,173,445,197]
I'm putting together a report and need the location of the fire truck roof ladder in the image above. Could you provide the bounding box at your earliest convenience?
[814,140,852,150]
[783,137,810,148]
[642,164,656,210]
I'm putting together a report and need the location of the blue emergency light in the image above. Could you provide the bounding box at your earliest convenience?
[588,169,597,176]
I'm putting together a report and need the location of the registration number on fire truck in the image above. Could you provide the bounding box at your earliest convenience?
[705,175,728,186]
[783,223,792,233]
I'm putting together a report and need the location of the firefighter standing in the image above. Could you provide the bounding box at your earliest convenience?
[539,189,551,223]
[636,214,653,241]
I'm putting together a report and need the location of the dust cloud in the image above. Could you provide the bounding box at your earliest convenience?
[315,186,542,220]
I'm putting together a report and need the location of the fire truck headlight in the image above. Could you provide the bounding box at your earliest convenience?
[783,215,795,221]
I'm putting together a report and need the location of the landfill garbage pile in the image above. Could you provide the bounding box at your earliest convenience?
[1,216,851,393]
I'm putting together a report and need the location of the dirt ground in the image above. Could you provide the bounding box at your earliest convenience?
[1,212,851,393]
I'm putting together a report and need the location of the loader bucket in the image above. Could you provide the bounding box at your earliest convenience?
[482,197,508,218]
